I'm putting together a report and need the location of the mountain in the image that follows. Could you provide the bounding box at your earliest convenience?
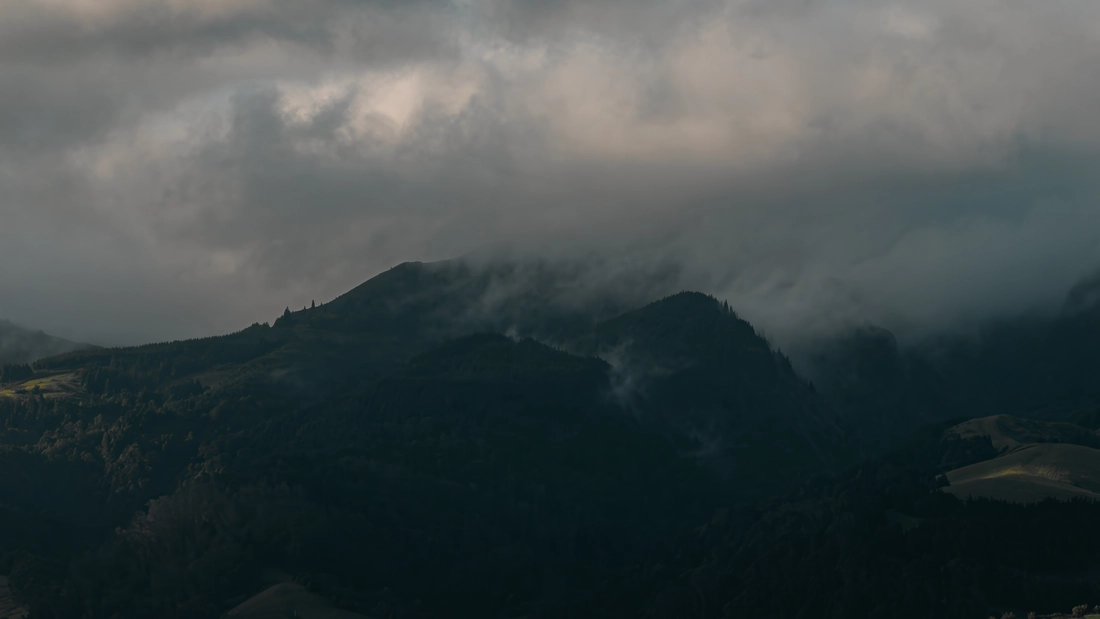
[935,416,1100,503]
[569,292,849,491]
[591,419,1100,619]
[207,333,725,616]
[4,258,1100,618]
[944,443,1100,503]
[797,323,923,446]
[800,281,1100,448]
[0,260,846,618]
[945,414,1100,451]
[0,319,95,367]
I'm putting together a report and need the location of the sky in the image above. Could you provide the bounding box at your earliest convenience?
[2,0,1099,346]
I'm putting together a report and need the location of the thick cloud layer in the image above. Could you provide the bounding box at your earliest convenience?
[1,0,1099,346]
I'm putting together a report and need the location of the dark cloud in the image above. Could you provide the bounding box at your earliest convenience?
[1,0,1099,347]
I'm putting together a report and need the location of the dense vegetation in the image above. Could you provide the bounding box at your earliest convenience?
[581,425,1100,619]
[1,260,1100,618]
[802,279,1100,449]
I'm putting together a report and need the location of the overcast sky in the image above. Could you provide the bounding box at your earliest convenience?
[2,0,1099,346]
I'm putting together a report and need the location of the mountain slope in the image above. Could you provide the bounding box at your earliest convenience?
[29,259,647,409]
[584,421,1100,619]
[0,319,96,366]
[800,279,1100,448]
[944,443,1100,503]
[64,334,725,617]
[225,582,370,619]
[946,415,1100,451]
[4,260,1100,618]
[571,292,849,491]
[937,416,1100,503]
[1,265,824,617]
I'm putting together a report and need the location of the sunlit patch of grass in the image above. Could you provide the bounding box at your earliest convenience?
[1,373,78,398]
[980,465,1067,483]
[21,376,62,390]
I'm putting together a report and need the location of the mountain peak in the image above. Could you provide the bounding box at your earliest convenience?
[646,291,725,313]
[585,290,763,360]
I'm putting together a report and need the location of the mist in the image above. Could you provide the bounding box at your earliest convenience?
[0,319,95,365]
[1,0,1099,347]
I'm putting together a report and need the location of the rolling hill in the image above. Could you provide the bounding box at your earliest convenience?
[946,414,1100,451]
[944,443,1100,503]
[0,319,95,366]
[800,277,1100,447]
[938,416,1100,503]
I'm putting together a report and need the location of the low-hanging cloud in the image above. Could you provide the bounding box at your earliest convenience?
[1,0,1099,346]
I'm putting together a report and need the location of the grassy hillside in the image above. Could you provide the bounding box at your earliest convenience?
[945,443,1100,502]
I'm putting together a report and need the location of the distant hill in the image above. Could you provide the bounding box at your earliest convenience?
[937,416,1100,503]
[800,278,1100,447]
[946,415,1100,451]
[944,443,1100,503]
[0,319,96,367]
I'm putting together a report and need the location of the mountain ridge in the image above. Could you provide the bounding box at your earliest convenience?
[0,319,97,367]
[4,258,1100,618]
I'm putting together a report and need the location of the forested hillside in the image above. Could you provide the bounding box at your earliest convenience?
[1,260,1100,618]
[801,280,1100,449]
